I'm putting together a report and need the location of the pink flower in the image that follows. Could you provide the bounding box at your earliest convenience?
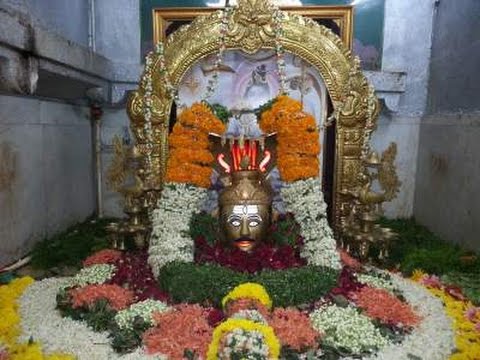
[444,285,466,301]
[0,348,9,360]
[465,307,478,322]
[338,249,362,270]
[420,275,441,288]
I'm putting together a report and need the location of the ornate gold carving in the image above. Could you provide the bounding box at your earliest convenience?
[106,136,132,192]
[378,143,401,201]
[153,6,353,49]
[341,143,401,260]
[227,0,276,53]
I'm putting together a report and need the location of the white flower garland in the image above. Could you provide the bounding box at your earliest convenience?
[280,177,341,270]
[309,304,390,354]
[18,278,167,360]
[149,183,208,277]
[115,299,171,330]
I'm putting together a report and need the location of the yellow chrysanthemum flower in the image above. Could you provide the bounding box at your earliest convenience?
[221,283,272,310]
[410,269,426,282]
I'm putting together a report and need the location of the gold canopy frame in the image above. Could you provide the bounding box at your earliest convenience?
[127,0,399,253]
[152,6,353,49]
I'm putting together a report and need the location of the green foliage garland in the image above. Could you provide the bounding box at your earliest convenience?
[158,262,339,307]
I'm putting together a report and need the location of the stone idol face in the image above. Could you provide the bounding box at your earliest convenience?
[219,170,273,252]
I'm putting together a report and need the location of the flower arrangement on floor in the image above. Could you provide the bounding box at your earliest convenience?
[42,247,461,359]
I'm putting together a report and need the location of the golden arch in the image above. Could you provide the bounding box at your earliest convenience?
[127,0,381,236]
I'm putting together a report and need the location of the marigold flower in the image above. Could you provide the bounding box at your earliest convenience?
[259,96,321,183]
[165,102,225,187]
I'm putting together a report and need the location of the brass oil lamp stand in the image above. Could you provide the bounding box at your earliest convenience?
[341,149,398,261]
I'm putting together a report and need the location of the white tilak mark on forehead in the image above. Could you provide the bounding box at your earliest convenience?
[232,205,259,215]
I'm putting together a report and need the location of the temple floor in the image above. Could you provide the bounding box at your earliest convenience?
[1,218,479,360]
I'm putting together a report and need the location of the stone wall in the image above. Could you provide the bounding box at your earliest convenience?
[0,0,142,266]
[370,0,435,218]
[414,0,480,250]
[415,113,480,251]
[0,95,95,266]
[24,0,90,47]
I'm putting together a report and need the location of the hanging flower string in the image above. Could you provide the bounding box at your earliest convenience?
[203,6,233,101]
[273,8,288,95]
[154,42,178,101]
[141,51,155,166]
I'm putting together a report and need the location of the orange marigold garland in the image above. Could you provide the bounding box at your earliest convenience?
[165,102,226,188]
[259,95,320,182]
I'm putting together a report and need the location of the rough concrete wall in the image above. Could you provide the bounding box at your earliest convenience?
[0,95,95,266]
[370,0,435,218]
[24,0,89,47]
[428,0,480,113]
[414,0,480,250]
[94,0,141,65]
[415,113,480,251]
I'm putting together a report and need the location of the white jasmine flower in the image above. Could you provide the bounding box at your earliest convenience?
[309,303,390,354]
[231,309,268,324]
[149,183,208,276]
[281,177,341,270]
[115,299,171,330]
[64,264,116,288]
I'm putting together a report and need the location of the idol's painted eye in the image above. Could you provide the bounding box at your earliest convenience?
[249,220,259,227]
[230,219,241,227]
